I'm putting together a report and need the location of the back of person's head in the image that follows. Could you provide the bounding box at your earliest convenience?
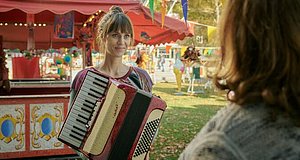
[96,6,134,50]
[214,0,300,120]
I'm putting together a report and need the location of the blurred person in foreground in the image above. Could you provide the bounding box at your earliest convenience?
[179,0,300,159]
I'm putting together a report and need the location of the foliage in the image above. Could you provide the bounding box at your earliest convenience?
[149,82,226,159]
[153,0,223,47]
[173,0,216,26]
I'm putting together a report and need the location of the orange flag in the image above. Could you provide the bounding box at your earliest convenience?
[165,45,171,54]
[161,0,167,28]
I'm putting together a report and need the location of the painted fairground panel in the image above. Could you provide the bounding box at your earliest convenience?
[0,95,76,159]
[0,104,25,153]
[29,103,64,151]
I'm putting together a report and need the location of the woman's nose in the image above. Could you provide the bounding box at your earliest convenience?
[117,35,125,44]
[119,37,124,43]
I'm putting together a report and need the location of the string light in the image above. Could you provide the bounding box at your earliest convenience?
[83,10,103,27]
[0,22,48,27]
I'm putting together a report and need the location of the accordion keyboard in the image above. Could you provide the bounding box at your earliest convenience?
[59,71,109,148]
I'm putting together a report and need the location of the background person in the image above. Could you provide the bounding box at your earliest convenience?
[173,50,184,93]
[159,55,166,72]
[179,0,300,159]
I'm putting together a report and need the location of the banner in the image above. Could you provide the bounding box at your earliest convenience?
[181,0,188,23]
[165,45,171,54]
[54,11,74,39]
[149,0,154,22]
[12,57,40,78]
[207,26,217,43]
[181,46,188,56]
[161,0,167,28]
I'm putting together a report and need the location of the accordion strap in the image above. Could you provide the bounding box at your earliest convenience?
[128,68,143,90]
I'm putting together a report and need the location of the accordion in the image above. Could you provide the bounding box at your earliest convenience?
[58,70,167,160]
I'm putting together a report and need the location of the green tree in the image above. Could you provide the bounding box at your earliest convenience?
[149,0,224,47]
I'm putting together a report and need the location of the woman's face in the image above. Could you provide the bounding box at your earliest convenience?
[104,31,132,57]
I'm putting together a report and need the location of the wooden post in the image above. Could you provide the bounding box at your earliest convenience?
[82,42,86,69]
[0,35,10,94]
[0,35,3,57]
[27,25,35,50]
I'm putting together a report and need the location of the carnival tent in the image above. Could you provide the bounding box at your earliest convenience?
[0,0,193,49]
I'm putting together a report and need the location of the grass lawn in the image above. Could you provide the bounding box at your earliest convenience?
[149,82,227,160]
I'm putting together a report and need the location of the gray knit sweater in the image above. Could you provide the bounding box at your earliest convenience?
[179,103,300,160]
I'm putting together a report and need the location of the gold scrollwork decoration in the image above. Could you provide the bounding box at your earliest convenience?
[30,104,65,149]
[31,105,41,148]
[15,107,25,150]
[54,105,63,147]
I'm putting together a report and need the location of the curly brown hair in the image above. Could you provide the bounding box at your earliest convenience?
[214,0,300,119]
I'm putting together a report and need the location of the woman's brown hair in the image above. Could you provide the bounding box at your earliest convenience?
[96,6,134,52]
[214,0,300,119]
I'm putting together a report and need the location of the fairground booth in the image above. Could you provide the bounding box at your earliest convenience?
[0,0,192,159]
